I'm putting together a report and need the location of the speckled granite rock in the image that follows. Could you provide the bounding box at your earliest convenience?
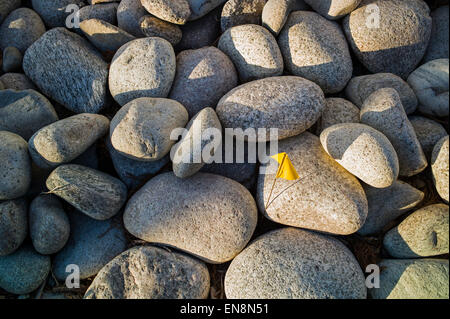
[169,46,238,117]
[46,164,128,220]
[0,199,27,256]
[28,114,109,169]
[423,5,449,62]
[305,0,361,20]
[262,0,304,36]
[370,259,449,299]
[124,172,258,263]
[343,0,432,79]
[216,76,325,142]
[31,0,85,28]
[0,131,31,200]
[78,3,119,26]
[257,132,368,235]
[221,0,267,31]
[0,89,58,140]
[432,135,449,203]
[109,37,176,106]
[117,0,147,37]
[225,227,367,299]
[320,123,399,188]
[218,24,283,83]
[345,73,418,114]
[187,0,226,20]
[409,116,448,156]
[316,98,360,134]
[0,0,20,24]
[384,204,449,258]
[23,28,109,114]
[140,16,182,45]
[361,88,427,176]
[110,97,188,161]
[2,46,22,73]
[0,73,36,91]
[84,246,210,299]
[141,0,191,24]
[407,58,449,117]
[279,11,352,93]
[357,181,424,236]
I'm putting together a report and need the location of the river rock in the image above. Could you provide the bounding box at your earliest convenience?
[187,0,226,20]
[84,246,210,299]
[0,0,20,24]
[31,0,85,27]
[343,0,432,79]
[0,245,50,294]
[432,135,449,203]
[52,210,127,281]
[409,116,448,156]
[23,28,109,114]
[305,0,361,20]
[0,199,27,256]
[0,73,36,91]
[78,3,119,26]
[225,227,367,299]
[117,0,147,37]
[46,164,128,220]
[216,76,325,142]
[345,73,418,114]
[423,5,449,62]
[2,46,22,72]
[169,46,238,117]
[141,0,191,25]
[407,58,449,117]
[361,88,427,176]
[221,0,267,31]
[124,172,258,263]
[140,16,182,45]
[279,11,352,93]
[28,113,109,168]
[0,131,31,200]
[357,181,424,236]
[109,37,176,106]
[320,123,399,188]
[172,108,222,178]
[370,259,449,299]
[384,204,449,258]
[218,24,283,83]
[29,195,70,255]
[0,8,46,54]
[0,89,59,140]
[110,97,188,161]
[262,0,308,36]
[317,98,360,134]
[257,132,368,235]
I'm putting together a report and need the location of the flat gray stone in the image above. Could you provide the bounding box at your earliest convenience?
[0,199,27,256]
[316,98,360,134]
[343,0,432,79]
[169,46,238,117]
[407,58,449,117]
[46,164,128,220]
[124,172,258,263]
[225,227,367,299]
[140,16,182,45]
[0,73,36,91]
[216,76,325,142]
[218,24,283,83]
[0,245,50,295]
[110,97,188,161]
[423,5,449,62]
[221,0,267,31]
[345,73,418,114]
[2,46,22,73]
[109,37,176,106]
[53,210,127,281]
[432,135,449,203]
[305,0,361,20]
[84,246,210,299]
[0,89,59,140]
[31,0,85,28]
[29,195,70,255]
[361,88,427,176]
[384,204,449,258]
[370,259,449,299]
[0,0,20,24]
[28,113,109,169]
[409,116,448,156]
[23,28,109,114]
[0,131,31,200]
[257,132,368,235]
[279,11,352,93]
[141,0,191,25]
[357,181,424,236]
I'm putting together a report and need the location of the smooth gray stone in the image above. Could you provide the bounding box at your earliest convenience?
[78,2,119,25]
[432,135,449,203]
[225,227,367,299]
[29,195,70,255]
[0,0,20,24]
[221,0,267,32]
[0,89,59,140]
[0,8,46,54]
[23,28,109,114]
[423,5,449,62]
[31,0,85,28]
[52,210,127,281]
[2,46,22,73]
[187,0,226,20]
[0,199,27,256]
[409,115,448,156]
[305,0,361,20]
[0,245,51,295]
[370,259,449,299]
[140,15,182,45]
[0,73,36,91]
[46,164,128,220]
[0,131,31,200]
[140,0,191,25]
[262,0,306,36]
[316,98,360,134]
[117,0,148,37]
[84,246,210,299]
